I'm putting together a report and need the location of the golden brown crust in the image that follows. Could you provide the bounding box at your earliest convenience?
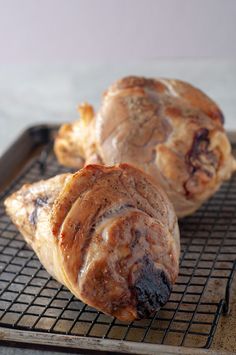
[5,164,180,321]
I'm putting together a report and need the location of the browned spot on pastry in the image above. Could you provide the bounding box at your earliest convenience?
[131,256,171,319]
[165,106,182,119]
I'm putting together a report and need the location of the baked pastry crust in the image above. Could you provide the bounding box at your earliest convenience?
[54,77,236,217]
[5,163,180,321]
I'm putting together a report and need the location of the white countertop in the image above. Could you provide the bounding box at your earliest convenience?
[0,60,235,355]
[0,60,235,156]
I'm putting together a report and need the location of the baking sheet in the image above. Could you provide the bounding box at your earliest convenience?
[0,126,235,354]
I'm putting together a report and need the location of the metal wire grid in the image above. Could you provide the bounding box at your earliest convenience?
[0,143,235,350]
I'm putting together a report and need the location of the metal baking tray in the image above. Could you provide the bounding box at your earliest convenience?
[0,125,235,355]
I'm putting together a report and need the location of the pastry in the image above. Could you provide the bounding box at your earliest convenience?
[55,77,236,217]
[5,163,180,321]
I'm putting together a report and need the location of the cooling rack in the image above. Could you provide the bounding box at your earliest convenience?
[0,126,235,354]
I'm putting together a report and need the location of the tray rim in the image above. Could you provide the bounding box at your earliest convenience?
[0,124,235,354]
[0,327,230,355]
[0,124,58,192]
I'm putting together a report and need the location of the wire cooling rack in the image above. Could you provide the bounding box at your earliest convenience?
[0,138,235,352]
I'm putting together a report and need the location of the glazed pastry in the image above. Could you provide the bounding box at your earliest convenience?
[5,164,180,321]
[55,76,236,217]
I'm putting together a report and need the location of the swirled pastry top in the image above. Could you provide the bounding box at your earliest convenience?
[54,76,236,217]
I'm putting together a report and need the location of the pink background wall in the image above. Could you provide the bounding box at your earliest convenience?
[0,0,235,64]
